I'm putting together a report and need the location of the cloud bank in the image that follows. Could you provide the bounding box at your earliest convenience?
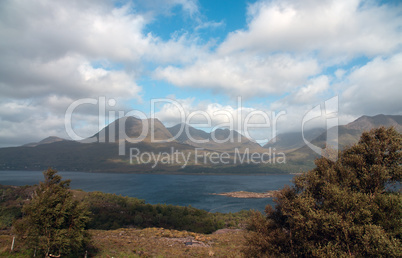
[0,0,401,146]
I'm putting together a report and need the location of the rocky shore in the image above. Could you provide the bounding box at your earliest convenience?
[212,190,278,198]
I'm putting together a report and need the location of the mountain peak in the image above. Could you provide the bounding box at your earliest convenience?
[345,114,402,131]
[167,123,210,143]
[23,136,66,147]
[167,124,262,152]
[91,116,173,143]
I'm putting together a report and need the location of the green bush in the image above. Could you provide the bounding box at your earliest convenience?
[14,169,91,257]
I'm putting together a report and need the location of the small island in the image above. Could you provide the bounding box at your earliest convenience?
[212,190,278,199]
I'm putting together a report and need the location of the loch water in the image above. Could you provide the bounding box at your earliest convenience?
[0,171,296,213]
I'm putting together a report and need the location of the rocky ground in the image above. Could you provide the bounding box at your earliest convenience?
[212,190,278,198]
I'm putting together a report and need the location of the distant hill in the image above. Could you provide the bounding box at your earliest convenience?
[263,128,325,153]
[309,114,402,150]
[285,114,402,164]
[1,139,200,173]
[0,117,271,173]
[23,136,67,147]
[88,117,262,152]
[167,124,264,152]
[167,123,210,144]
[89,116,174,143]
[344,114,402,132]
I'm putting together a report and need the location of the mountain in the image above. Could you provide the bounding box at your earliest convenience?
[167,123,210,143]
[89,116,174,143]
[309,114,402,150]
[23,136,67,147]
[285,114,402,164]
[89,117,261,152]
[1,114,400,174]
[0,139,198,173]
[263,128,325,153]
[0,117,268,173]
[344,114,402,132]
[167,123,264,152]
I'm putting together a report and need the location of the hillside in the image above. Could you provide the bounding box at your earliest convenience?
[0,116,277,173]
[23,136,66,147]
[168,123,264,152]
[263,128,325,153]
[0,140,200,172]
[285,114,402,164]
[168,123,210,143]
[89,116,174,143]
[344,114,402,131]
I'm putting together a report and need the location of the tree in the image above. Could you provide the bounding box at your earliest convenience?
[15,168,90,257]
[244,127,402,257]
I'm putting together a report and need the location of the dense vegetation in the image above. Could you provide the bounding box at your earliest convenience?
[245,127,402,257]
[0,185,31,230]
[82,190,248,233]
[13,169,90,257]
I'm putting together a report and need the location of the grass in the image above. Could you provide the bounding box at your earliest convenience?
[0,227,246,257]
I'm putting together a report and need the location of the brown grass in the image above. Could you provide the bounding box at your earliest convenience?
[88,227,245,257]
[0,227,246,257]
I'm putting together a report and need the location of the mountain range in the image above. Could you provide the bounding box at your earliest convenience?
[167,123,264,152]
[0,114,400,174]
[285,114,402,162]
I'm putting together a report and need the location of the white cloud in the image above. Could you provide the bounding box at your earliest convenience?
[0,0,401,147]
[0,0,207,146]
[341,53,402,116]
[0,1,151,62]
[152,96,357,143]
[195,20,225,31]
[289,75,330,105]
[0,1,148,103]
[335,69,346,79]
[155,53,320,98]
[0,98,71,147]
[220,0,402,59]
[0,54,141,100]
[155,0,402,99]
[171,0,200,18]
[0,0,204,101]
[147,34,208,64]
[0,92,135,147]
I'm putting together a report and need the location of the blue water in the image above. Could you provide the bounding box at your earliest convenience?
[0,171,296,213]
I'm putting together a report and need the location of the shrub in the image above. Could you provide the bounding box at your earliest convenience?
[14,168,90,257]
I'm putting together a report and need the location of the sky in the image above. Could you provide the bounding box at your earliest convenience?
[0,0,401,147]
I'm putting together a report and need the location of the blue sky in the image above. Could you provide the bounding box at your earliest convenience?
[0,0,401,146]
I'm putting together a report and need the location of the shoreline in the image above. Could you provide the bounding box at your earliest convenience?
[0,169,296,176]
[212,190,279,199]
